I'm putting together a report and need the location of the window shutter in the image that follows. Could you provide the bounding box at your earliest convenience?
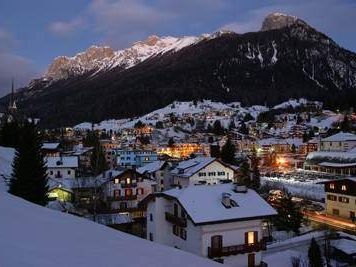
[245,232,248,244]
[254,231,258,243]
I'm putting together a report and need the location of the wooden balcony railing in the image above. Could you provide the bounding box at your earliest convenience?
[106,195,137,202]
[165,212,187,228]
[208,240,266,258]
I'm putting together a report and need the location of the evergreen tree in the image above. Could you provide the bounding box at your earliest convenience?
[340,114,351,132]
[302,131,309,143]
[273,190,303,233]
[229,120,236,130]
[291,144,297,154]
[168,137,175,147]
[9,122,48,206]
[308,238,323,267]
[239,121,249,135]
[89,132,108,175]
[0,120,21,148]
[220,138,236,165]
[250,148,260,190]
[237,159,251,186]
[213,120,224,135]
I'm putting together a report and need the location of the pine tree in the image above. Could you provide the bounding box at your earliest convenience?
[88,132,108,175]
[0,120,21,148]
[9,122,49,206]
[237,160,251,186]
[308,238,323,267]
[220,138,236,165]
[274,190,303,233]
[239,121,249,135]
[250,148,260,190]
[213,120,224,135]
[168,137,175,147]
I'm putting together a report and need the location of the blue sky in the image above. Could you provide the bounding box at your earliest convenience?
[1,0,356,96]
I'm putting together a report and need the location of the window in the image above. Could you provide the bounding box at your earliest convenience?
[149,232,153,241]
[329,183,335,189]
[332,209,339,216]
[126,178,131,184]
[50,171,53,175]
[339,197,349,203]
[181,209,186,218]
[114,190,120,197]
[137,188,144,195]
[327,194,337,201]
[160,179,164,185]
[67,170,71,175]
[114,178,119,184]
[245,231,257,245]
[211,235,222,250]
[149,213,153,222]
[173,225,179,236]
[180,228,187,240]
[341,185,347,191]
[125,188,133,196]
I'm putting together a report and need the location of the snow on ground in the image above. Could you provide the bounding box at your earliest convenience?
[261,176,325,201]
[263,250,303,267]
[307,113,343,129]
[73,100,269,131]
[0,146,15,191]
[0,192,221,267]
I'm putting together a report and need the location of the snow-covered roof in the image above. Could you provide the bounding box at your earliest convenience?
[257,138,303,147]
[163,184,277,225]
[0,192,221,267]
[171,157,218,178]
[306,151,356,161]
[319,162,356,168]
[42,142,60,150]
[321,132,356,142]
[137,161,167,174]
[332,238,356,255]
[46,156,79,168]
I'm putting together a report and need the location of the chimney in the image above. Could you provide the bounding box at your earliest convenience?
[221,192,232,208]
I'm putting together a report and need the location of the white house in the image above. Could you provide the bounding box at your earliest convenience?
[145,184,277,267]
[46,156,79,179]
[170,157,235,187]
[319,132,356,152]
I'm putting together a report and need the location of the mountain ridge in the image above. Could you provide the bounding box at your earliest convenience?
[2,13,356,128]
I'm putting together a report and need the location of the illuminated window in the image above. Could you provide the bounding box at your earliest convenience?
[247,232,255,244]
[114,178,119,184]
[126,178,131,184]
[341,185,347,191]
[329,184,335,189]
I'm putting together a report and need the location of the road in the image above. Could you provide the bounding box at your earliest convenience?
[304,211,356,233]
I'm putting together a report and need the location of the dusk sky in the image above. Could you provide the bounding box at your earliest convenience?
[0,0,356,96]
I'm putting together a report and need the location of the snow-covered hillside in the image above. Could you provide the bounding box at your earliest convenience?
[0,146,15,191]
[0,192,220,267]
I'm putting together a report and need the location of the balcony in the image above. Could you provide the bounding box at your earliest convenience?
[107,195,137,202]
[208,240,266,258]
[165,212,187,228]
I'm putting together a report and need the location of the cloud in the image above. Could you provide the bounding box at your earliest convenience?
[48,18,85,37]
[0,27,39,97]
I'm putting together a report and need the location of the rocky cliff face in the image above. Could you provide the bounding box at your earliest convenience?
[261,12,308,31]
[41,34,211,83]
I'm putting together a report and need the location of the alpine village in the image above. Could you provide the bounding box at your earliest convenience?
[1,9,356,267]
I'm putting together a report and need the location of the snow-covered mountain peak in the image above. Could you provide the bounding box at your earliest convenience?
[42,34,210,83]
[261,12,308,31]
